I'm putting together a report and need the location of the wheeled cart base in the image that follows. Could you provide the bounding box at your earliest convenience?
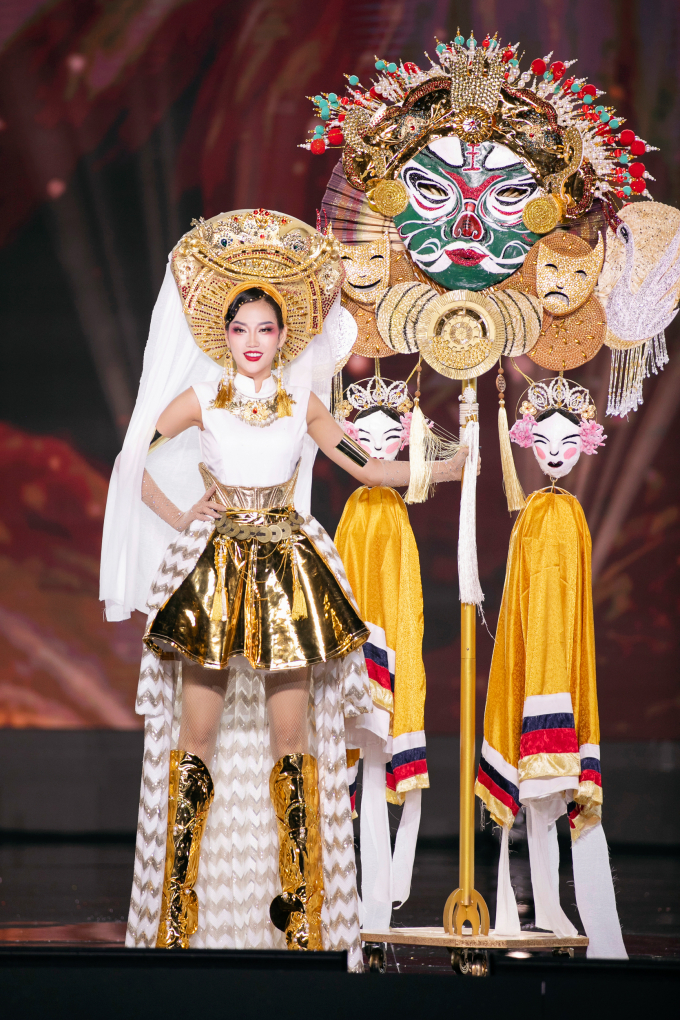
[361,927,589,975]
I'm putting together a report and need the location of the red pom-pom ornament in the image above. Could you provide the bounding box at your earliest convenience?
[631,179,646,194]
[310,138,326,155]
[328,128,344,146]
[630,139,646,156]
[619,128,635,147]
[628,161,645,178]
[550,61,566,78]
[531,58,547,75]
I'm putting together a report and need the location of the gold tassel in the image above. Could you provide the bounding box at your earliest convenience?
[276,351,294,418]
[211,538,229,623]
[496,363,525,513]
[290,546,308,620]
[212,352,235,409]
[404,399,432,504]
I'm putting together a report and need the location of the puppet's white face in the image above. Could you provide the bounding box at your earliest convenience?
[356,409,404,461]
[531,411,581,478]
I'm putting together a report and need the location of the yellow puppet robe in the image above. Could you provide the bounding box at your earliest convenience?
[335,486,429,806]
[475,490,602,840]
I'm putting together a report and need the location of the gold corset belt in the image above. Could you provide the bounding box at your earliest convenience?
[199,462,303,544]
[199,462,300,511]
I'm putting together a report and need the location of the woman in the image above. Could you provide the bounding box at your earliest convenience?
[100,210,467,965]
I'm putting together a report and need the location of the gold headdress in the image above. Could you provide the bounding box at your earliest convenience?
[302,33,655,226]
[171,209,343,366]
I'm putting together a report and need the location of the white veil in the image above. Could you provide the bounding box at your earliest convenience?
[99,259,356,622]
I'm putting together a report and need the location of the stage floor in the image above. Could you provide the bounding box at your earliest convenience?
[0,837,677,972]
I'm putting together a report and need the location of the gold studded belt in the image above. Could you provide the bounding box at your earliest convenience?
[214,508,306,544]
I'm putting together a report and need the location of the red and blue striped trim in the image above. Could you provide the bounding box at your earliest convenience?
[363,641,394,694]
[348,774,357,814]
[520,711,579,758]
[477,754,520,818]
[386,746,428,791]
[579,757,602,787]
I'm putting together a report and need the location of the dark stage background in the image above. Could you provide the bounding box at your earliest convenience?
[0,1,678,769]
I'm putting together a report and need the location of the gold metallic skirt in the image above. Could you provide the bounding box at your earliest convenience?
[145,468,368,671]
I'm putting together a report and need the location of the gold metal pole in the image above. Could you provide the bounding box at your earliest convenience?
[443,378,490,936]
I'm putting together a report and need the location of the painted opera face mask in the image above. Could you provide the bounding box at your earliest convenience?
[531,410,582,478]
[355,409,404,460]
[339,236,391,305]
[393,136,541,291]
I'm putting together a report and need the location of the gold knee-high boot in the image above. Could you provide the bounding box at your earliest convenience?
[269,753,324,950]
[156,750,214,949]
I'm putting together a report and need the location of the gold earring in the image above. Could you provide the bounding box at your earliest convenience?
[276,350,294,418]
[213,349,235,409]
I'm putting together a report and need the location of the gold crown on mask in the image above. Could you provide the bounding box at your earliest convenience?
[302,32,655,226]
[519,376,597,421]
[339,376,413,420]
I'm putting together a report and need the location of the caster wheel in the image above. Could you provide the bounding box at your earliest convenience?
[552,946,574,958]
[365,942,387,973]
[450,948,488,977]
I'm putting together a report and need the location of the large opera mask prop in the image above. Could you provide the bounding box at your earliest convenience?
[509,377,606,479]
[394,137,542,290]
[303,35,649,293]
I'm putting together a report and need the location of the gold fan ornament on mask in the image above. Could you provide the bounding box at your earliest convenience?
[414,290,505,379]
[170,209,344,366]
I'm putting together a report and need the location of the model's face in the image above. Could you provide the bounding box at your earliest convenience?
[393,137,541,291]
[339,236,390,305]
[531,412,581,478]
[226,299,286,379]
[356,409,403,460]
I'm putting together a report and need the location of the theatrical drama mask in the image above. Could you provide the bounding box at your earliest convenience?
[339,236,390,305]
[393,136,542,291]
[535,235,604,315]
[531,410,582,478]
[355,408,404,461]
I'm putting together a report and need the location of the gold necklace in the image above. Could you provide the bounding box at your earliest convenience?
[208,389,279,427]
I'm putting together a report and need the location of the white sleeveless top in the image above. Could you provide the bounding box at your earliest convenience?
[192,373,311,487]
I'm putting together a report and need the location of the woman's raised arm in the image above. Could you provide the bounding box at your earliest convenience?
[305,391,468,487]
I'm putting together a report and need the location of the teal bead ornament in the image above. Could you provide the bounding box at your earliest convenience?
[595,105,605,113]
[467,36,476,48]
[510,58,519,67]
[320,109,330,120]
[618,154,629,164]
[314,126,324,136]
[348,75,359,86]
[600,111,610,123]
[314,94,323,102]
[610,118,620,129]
[454,35,464,45]
[437,42,446,52]
[583,95,593,104]
[387,62,397,72]
[623,186,632,196]
[375,59,386,70]
[328,93,337,102]
[570,82,581,92]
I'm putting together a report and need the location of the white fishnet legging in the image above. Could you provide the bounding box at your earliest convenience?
[179,662,310,768]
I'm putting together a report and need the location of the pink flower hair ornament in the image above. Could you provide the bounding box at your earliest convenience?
[509,412,607,454]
